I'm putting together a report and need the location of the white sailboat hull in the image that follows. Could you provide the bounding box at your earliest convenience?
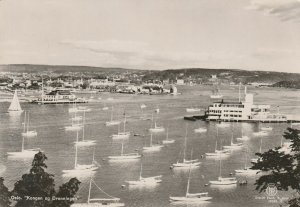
[22,131,38,137]
[69,108,79,113]
[143,145,163,151]
[126,176,162,185]
[162,139,175,144]
[194,128,207,133]
[236,136,249,141]
[209,177,237,185]
[74,140,97,147]
[149,127,165,133]
[102,107,109,111]
[253,131,268,136]
[111,132,130,139]
[106,121,121,126]
[65,125,82,131]
[223,144,243,149]
[205,152,230,157]
[170,196,212,202]
[172,160,201,168]
[235,168,260,174]
[108,154,141,160]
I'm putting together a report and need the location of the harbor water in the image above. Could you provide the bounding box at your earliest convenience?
[0,85,299,207]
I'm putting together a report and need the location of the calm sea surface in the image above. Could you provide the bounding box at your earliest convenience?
[0,85,299,207]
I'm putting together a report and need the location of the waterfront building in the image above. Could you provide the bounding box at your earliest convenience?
[32,89,87,104]
[206,87,287,122]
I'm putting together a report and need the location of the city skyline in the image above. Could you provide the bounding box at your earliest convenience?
[0,0,300,73]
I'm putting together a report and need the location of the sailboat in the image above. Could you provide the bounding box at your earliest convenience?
[205,141,230,157]
[162,128,175,144]
[236,128,249,141]
[253,123,269,136]
[22,112,37,137]
[235,148,260,175]
[126,163,162,185]
[74,112,96,146]
[102,103,109,111]
[194,127,207,133]
[251,138,263,164]
[149,114,165,133]
[172,127,201,167]
[155,105,160,114]
[111,116,130,139]
[170,165,212,202]
[71,111,83,122]
[63,138,99,176]
[143,133,163,152]
[209,159,237,185]
[8,90,23,113]
[140,104,147,109]
[223,132,243,150]
[105,106,121,126]
[65,111,83,131]
[71,177,124,207]
[108,141,141,160]
[7,133,41,158]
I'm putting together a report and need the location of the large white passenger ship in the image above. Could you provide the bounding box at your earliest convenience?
[205,87,288,122]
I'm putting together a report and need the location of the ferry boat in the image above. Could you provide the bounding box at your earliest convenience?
[31,89,88,104]
[205,86,289,123]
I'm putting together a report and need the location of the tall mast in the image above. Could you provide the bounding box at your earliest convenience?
[21,134,25,152]
[82,111,86,141]
[259,138,262,153]
[123,114,126,133]
[110,106,113,121]
[185,165,192,197]
[183,125,188,162]
[23,111,27,133]
[139,162,143,180]
[87,177,92,204]
[150,133,153,147]
[27,112,30,132]
[75,131,78,168]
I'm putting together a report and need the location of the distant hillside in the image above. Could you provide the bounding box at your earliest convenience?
[141,68,300,84]
[271,81,300,89]
[1,64,300,86]
[0,64,140,73]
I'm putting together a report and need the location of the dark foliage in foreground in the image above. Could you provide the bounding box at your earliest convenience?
[251,127,300,206]
[0,152,80,207]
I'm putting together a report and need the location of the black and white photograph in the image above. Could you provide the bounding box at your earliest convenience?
[0,0,300,207]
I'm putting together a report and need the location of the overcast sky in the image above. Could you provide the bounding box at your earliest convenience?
[0,0,300,73]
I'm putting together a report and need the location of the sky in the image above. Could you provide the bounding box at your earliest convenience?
[0,0,300,73]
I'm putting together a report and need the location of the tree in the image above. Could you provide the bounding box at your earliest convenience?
[7,152,81,207]
[251,127,300,206]
[0,177,11,207]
